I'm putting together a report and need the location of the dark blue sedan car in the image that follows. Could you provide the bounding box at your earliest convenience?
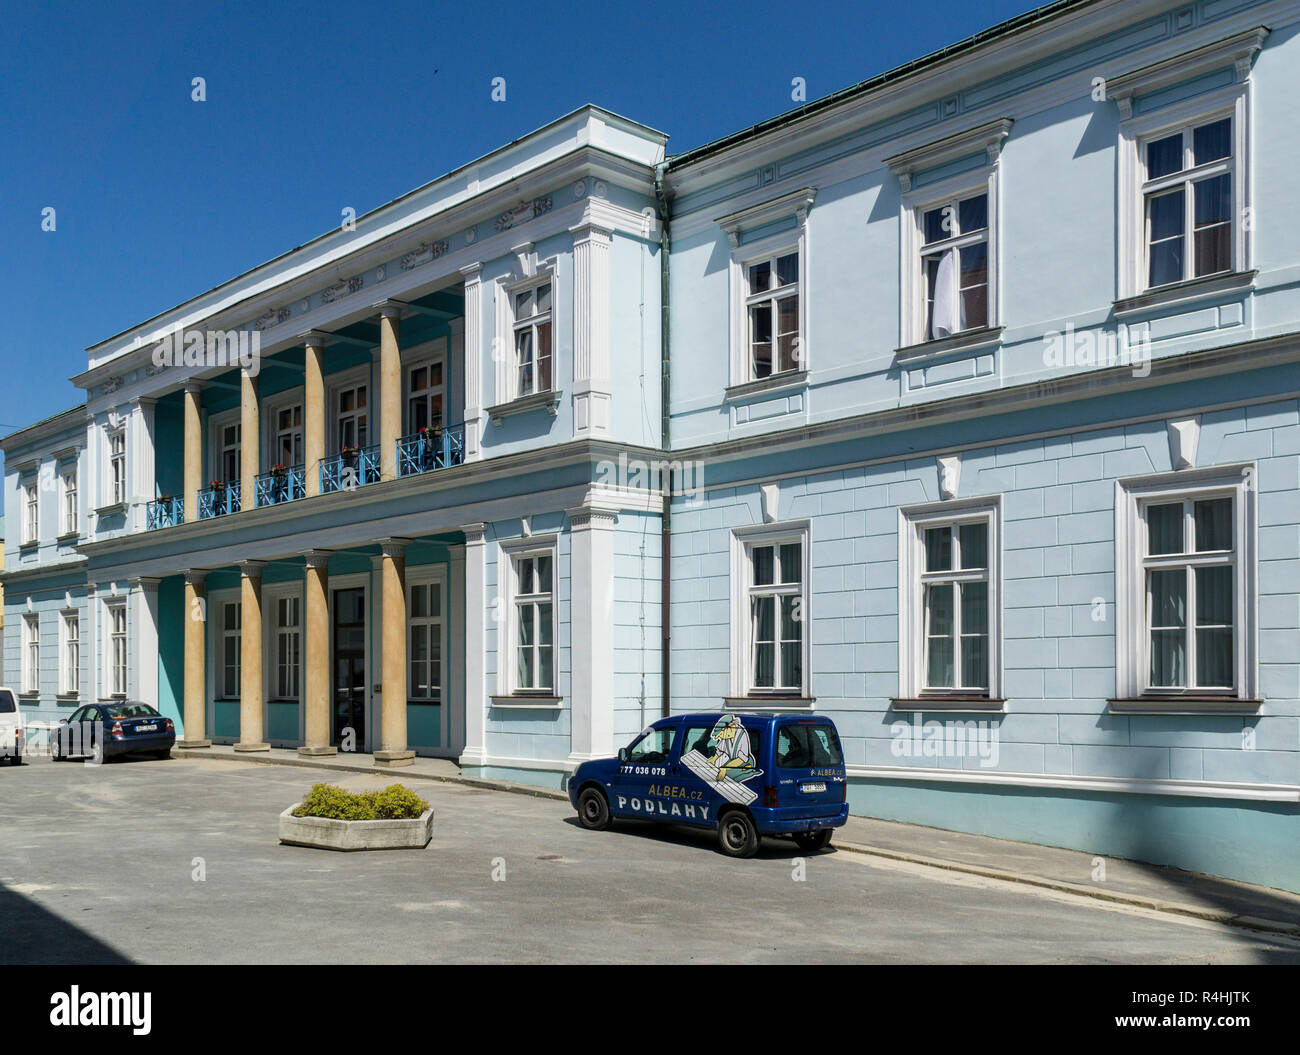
[569,711,849,858]
[50,702,176,764]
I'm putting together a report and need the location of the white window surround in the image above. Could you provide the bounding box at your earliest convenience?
[208,410,242,485]
[491,252,561,419]
[107,428,127,507]
[400,339,448,436]
[212,595,242,702]
[21,613,40,696]
[407,566,448,705]
[105,600,128,698]
[896,496,1003,707]
[327,367,370,452]
[719,188,815,390]
[888,119,1010,356]
[263,390,304,470]
[59,610,80,698]
[21,477,38,546]
[60,466,79,537]
[728,521,812,703]
[1114,465,1257,709]
[1110,28,1265,304]
[495,534,560,701]
[263,584,303,703]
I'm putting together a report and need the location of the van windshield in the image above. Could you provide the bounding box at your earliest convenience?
[776,724,843,768]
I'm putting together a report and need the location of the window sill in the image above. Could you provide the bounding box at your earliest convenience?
[1108,696,1261,715]
[1114,270,1256,318]
[490,694,562,709]
[17,692,40,701]
[891,696,1006,713]
[94,502,127,518]
[56,531,80,543]
[722,695,816,710]
[724,370,808,401]
[895,326,1004,364]
[18,541,38,553]
[487,390,561,425]
[56,693,79,702]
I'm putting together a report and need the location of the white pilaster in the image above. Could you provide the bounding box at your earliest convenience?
[130,398,157,533]
[570,223,612,434]
[459,523,488,768]
[460,263,483,459]
[129,577,161,708]
[448,543,467,756]
[567,502,617,763]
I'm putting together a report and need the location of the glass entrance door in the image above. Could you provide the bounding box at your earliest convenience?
[332,587,366,751]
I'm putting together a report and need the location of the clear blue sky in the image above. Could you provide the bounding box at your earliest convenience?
[0,0,1039,454]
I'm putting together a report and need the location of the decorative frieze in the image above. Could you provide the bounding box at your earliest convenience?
[320,276,364,305]
[495,196,553,233]
[400,240,450,271]
[254,306,292,330]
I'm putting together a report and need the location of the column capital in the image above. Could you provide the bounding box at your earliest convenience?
[129,576,162,592]
[463,522,487,544]
[569,221,614,244]
[377,537,411,559]
[566,503,619,530]
[183,381,204,395]
[182,569,208,586]
[458,261,483,282]
[375,300,405,320]
[238,560,265,579]
[303,549,333,569]
[300,330,331,350]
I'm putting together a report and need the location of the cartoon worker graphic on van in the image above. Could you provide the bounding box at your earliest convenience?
[681,713,764,805]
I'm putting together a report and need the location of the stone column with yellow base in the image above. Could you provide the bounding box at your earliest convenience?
[303,333,327,498]
[299,550,336,757]
[178,569,211,748]
[183,383,203,523]
[236,561,269,752]
[377,304,402,481]
[375,538,414,768]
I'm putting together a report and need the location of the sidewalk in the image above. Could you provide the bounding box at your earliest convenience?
[176,743,1300,935]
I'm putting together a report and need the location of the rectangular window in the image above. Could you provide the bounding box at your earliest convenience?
[1142,116,1235,288]
[23,480,38,544]
[219,422,241,483]
[920,193,989,340]
[512,552,554,692]
[108,604,127,696]
[274,597,301,700]
[409,581,443,701]
[512,282,553,398]
[745,250,800,379]
[221,601,242,699]
[336,383,369,449]
[60,612,79,696]
[109,430,126,505]
[406,362,445,433]
[747,539,805,692]
[273,404,303,467]
[61,468,78,536]
[22,615,39,695]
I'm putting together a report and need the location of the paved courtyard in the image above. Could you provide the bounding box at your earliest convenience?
[1,754,1297,964]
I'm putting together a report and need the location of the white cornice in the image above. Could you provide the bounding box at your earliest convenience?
[714,187,816,246]
[1108,25,1269,118]
[885,118,1012,190]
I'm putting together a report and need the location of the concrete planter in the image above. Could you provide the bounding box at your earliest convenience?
[278,804,434,851]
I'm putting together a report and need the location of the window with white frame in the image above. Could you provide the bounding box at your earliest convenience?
[219,601,241,699]
[107,602,127,697]
[60,611,79,696]
[1116,468,1256,700]
[22,614,39,695]
[61,466,78,536]
[22,479,38,544]
[271,403,303,467]
[730,524,810,699]
[109,430,126,505]
[336,382,369,449]
[511,281,553,398]
[273,596,300,700]
[744,250,801,379]
[216,421,241,483]
[405,359,445,433]
[887,119,1009,350]
[501,546,556,695]
[898,499,1002,700]
[408,580,443,702]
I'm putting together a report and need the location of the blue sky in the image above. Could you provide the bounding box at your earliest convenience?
[0,0,1038,454]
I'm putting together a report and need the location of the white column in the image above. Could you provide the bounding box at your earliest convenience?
[129,577,161,708]
[459,263,483,458]
[459,523,488,768]
[448,543,467,756]
[130,397,157,532]
[567,502,617,764]
[569,223,612,434]
[86,583,99,700]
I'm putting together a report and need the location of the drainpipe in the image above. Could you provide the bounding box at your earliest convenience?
[655,165,672,719]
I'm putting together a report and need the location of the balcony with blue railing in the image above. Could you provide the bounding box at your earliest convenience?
[146,495,184,530]
[320,444,381,494]
[397,423,465,477]
[255,465,306,508]
[198,481,241,519]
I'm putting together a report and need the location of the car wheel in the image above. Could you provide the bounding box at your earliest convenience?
[154,749,171,761]
[50,737,62,762]
[793,829,833,852]
[577,787,611,831]
[717,810,760,859]
[89,738,104,766]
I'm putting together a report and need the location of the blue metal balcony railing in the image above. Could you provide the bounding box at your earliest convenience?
[397,423,466,477]
[198,481,241,519]
[146,495,184,530]
[320,444,381,494]
[255,465,306,508]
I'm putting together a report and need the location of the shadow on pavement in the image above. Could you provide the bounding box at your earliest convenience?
[0,881,133,965]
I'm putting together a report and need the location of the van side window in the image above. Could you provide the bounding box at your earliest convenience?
[776,725,844,768]
[682,724,762,763]
[0,690,16,714]
[626,726,677,764]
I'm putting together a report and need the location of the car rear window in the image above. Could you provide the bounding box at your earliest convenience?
[104,704,160,719]
[776,724,843,768]
[0,690,15,714]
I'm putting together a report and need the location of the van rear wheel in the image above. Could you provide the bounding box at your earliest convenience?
[577,787,611,831]
[793,829,833,852]
[718,811,759,858]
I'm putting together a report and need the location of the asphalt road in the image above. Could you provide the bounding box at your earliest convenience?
[2,754,1297,964]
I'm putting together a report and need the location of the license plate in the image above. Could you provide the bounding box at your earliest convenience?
[136,724,157,733]
[801,782,826,793]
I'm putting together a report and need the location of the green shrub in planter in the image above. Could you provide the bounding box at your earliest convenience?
[292,783,429,821]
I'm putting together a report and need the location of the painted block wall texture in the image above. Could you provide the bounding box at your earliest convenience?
[483,516,572,762]
[2,589,89,724]
[613,510,662,743]
[669,396,1300,788]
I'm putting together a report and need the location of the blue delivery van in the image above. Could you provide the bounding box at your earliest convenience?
[568,712,848,858]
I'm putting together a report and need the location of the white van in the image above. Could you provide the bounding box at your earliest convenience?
[0,687,25,765]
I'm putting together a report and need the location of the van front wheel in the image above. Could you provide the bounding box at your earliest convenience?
[577,787,611,831]
[718,811,759,858]
[793,829,833,852]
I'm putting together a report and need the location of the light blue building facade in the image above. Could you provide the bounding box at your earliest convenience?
[3,0,1299,891]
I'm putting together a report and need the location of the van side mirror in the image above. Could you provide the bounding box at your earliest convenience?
[617,748,628,763]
